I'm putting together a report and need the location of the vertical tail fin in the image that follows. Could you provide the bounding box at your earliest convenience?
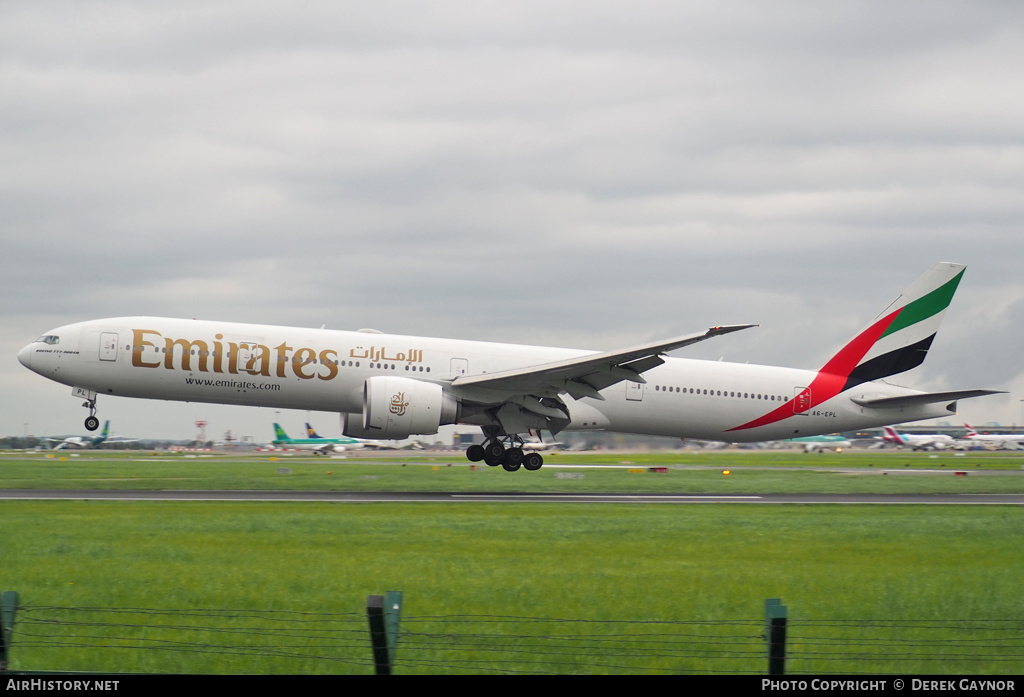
[306,423,322,438]
[273,423,289,440]
[726,264,968,434]
[709,263,975,436]
[882,426,904,444]
[820,262,966,389]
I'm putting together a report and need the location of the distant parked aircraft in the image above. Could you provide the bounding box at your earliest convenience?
[962,424,1024,450]
[783,435,852,452]
[47,421,137,449]
[271,423,363,455]
[880,426,954,451]
[521,432,563,452]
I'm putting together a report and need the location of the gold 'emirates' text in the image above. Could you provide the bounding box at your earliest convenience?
[130,329,339,381]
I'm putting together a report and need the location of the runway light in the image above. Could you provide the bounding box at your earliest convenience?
[722,470,731,475]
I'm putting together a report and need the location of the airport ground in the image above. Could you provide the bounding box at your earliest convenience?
[3,446,1024,495]
[3,448,1023,675]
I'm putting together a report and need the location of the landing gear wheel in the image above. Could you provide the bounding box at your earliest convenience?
[523,452,544,471]
[466,444,485,463]
[503,447,524,469]
[483,440,506,466]
[484,440,505,461]
[501,448,523,472]
[483,441,504,467]
[85,415,100,432]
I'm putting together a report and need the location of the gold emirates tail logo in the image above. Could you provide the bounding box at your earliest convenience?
[389,392,410,416]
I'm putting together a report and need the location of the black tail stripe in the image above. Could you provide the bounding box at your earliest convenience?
[841,334,936,392]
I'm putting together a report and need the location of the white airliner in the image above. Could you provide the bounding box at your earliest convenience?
[962,424,1024,450]
[46,420,138,450]
[879,426,955,451]
[18,262,1001,472]
[521,435,563,453]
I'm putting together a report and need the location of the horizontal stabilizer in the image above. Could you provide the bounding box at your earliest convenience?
[851,389,1005,409]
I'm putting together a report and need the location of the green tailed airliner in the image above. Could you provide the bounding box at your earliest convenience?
[271,423,364,454]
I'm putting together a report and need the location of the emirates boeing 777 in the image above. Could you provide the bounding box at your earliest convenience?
[18,262,1001,471]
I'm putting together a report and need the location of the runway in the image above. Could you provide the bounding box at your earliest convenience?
[3,490,1024,504]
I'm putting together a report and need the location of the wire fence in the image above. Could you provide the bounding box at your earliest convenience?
[394,615,767,674]
[9,605,374,673]
[787,619,1024,674]
[6,604,1024,675]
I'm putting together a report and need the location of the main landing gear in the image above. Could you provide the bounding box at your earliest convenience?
[465,436,544,472]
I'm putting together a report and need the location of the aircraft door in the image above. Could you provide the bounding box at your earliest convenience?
[99,332,118,362]
[450,358,469,379]
[793,386,811,415]
[625,382,644,401]
[236,343,254,371]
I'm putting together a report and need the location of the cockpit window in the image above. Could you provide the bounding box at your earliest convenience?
[35,335,59,345]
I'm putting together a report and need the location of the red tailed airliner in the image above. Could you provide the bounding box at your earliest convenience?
[19,262,1000,471]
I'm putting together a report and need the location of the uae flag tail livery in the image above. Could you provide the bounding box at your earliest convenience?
[728,263,996,434]
[838,261,965,389]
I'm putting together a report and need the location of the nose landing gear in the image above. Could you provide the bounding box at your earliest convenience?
[83,397,99,431]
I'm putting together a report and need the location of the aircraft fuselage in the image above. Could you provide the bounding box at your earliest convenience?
[19,316,953,443]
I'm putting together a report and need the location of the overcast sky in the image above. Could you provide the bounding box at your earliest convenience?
[3,1,1023,442]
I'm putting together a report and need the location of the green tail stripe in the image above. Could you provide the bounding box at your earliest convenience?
[880,269,964,339]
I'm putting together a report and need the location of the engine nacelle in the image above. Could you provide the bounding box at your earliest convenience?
[342,376,459,440]
[340,412,372,439]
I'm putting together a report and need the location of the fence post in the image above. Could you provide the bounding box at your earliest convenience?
[765,598,787,675]
[367,591,403,675]
[1,590,17,672]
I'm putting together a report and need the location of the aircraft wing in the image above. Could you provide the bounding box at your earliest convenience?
[451,325,755,401]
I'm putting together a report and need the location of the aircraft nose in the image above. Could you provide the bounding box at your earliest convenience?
[18,343,33,369]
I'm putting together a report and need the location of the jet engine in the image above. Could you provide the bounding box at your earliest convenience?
[341,376,459,440]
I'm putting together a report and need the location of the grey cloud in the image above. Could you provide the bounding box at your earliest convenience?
[3,1,1022,439]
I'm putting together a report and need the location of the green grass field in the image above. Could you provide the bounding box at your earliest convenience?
[2,449,1023,494]
[3,449,1023,674]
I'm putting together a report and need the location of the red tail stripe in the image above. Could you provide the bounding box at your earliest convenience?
[727,309,901,432]
[819,309,901,379]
